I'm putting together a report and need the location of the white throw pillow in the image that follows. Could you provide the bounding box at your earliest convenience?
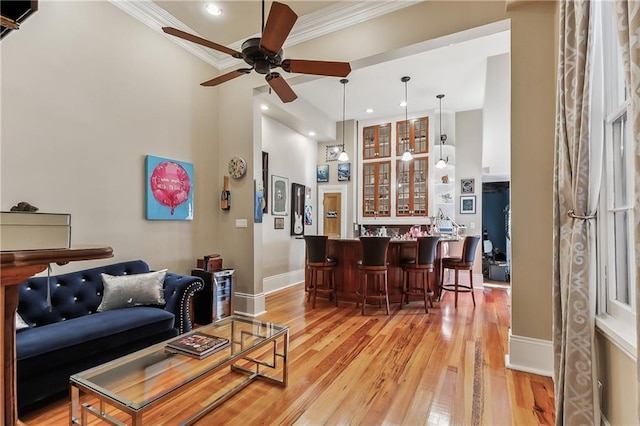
[16,313,29,331]
[97,269,168,312]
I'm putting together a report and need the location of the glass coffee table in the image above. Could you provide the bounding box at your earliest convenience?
[70,316,288,425]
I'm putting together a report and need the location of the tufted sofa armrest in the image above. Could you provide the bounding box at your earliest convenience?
[163,273,204,334]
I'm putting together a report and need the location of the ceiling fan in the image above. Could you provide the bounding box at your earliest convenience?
[162,1,352,103]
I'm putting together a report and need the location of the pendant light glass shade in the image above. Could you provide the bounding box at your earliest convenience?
[436,93,448,168]
[401,76,413,162]
[338,79,349,162]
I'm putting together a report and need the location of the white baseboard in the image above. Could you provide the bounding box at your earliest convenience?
[263,269,304,295]
[505,329,554,377]
[234,291,266,317]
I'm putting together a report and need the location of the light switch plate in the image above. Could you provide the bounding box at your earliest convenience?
[236,219,248,228]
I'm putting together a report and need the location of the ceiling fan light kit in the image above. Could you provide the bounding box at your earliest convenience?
[436,93,448,169]
[162,1,351,104]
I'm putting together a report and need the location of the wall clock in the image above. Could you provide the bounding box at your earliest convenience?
[228,156,247,179]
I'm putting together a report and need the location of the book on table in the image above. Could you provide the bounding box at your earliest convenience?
[165,332,230,359]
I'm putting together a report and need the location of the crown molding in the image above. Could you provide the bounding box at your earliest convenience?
[109,0,421,70]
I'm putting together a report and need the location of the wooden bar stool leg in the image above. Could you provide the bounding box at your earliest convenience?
[384,271,390,315]
[427,271,434,308]
[361,273,368,316]
[312,269,319,309]
[454,269,459,309]
[469,269,476,307]
[332,269,338,307]
[422,271,429,314]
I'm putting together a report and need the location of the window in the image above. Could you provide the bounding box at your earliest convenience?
[596,1,636,352]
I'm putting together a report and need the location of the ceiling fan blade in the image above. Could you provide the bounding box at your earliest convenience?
[281,59,351,77]
[201,69,252,87]
[162,27,242,58]
[259,2,298,56]
[266,72,297,103]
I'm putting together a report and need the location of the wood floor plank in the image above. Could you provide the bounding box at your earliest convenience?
[22,284,555,425]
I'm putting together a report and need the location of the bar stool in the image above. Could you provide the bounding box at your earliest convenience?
[356,236,391,315]
[401,236,440,313]
[304,235,338,308]
[440,235,481,308]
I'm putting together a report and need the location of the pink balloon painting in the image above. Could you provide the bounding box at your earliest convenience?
[149,161,191,215]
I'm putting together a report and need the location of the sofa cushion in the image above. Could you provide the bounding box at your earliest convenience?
[17,307,175,376]
[97,269,167,312]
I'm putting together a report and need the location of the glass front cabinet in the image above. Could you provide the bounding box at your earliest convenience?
[363,123,391,159]
[360,114,454,222]
[396,117,429,156]
[362,161,391,217]
[396,158,428,216]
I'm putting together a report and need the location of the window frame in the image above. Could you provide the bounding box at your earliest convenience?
[594,0,637,357]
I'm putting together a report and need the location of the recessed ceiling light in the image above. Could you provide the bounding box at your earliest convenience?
[205,4,223,16]
[399,101,407,107]
[308,131,316,136]
[365,108,373,113]
[260,104,269,111]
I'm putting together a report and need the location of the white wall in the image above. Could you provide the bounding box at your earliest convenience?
[261,116,318,282]
[0,1,219,275]
[482,53,511,181]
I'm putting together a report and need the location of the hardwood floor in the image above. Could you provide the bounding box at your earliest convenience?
[22,284,554,425]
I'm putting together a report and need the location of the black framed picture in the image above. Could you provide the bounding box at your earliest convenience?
[461,178,475,194]
[291,183,305,236]
[460,195,476,214]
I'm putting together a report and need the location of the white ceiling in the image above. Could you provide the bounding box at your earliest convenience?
[126,1,510,133]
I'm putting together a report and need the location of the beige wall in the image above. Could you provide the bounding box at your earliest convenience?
[596,332,638,425]
[0,1,219,275]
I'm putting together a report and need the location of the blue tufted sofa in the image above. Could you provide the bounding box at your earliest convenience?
[15,260,204,411]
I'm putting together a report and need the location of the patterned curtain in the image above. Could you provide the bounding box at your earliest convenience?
[611,1,640,422]
[552,1,600,425]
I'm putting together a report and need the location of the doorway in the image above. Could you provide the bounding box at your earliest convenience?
[482,181,510,282]
[323,193,341,237]
[318,185,347,237]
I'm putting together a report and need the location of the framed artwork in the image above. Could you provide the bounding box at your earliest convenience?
[460,195,476,214]
[304,205,312,225]
[291,183,305,236]
[337,162,351,181]
[254,180,263,223]
[325,145,341,162]
[461,178,475,194]
[262,151,269,213]
[317,165,329,182]
[271,175,288,216]
[145,155,194,220]
[274,217,284,229]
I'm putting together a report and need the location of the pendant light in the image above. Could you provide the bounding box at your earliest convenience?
[401,76,413,161]
[435,93,448,169]
[338,79,349,162]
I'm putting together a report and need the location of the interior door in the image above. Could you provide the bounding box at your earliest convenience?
[323,193,341,237]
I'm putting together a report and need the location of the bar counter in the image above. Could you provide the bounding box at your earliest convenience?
[308,237,463,303]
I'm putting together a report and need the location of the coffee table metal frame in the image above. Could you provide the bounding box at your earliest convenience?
[69,316,289,426]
